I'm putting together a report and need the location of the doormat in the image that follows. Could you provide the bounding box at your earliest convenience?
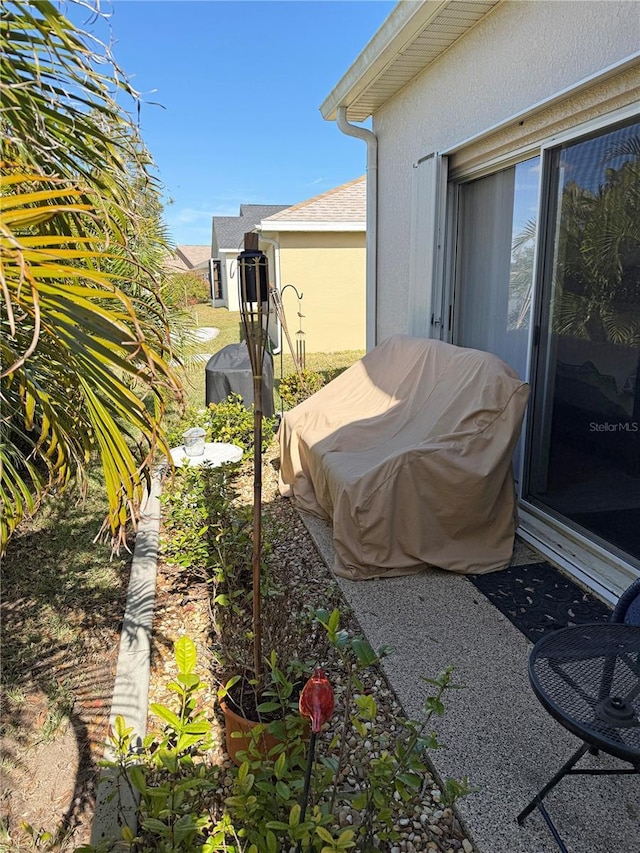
[467,562,612,644]
[568,509,640,560]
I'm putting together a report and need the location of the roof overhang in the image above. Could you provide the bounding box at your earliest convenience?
[320,0,502,122]
[258,221,365,233]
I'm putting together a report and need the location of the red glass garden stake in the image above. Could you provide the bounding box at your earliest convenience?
[297,669,334,847]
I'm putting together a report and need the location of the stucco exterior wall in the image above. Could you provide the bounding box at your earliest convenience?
[372,0,640,342]
[276,231,366,354]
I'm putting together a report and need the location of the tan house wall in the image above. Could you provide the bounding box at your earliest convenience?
[275,231,366,354]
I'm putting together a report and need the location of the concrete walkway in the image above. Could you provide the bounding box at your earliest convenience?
[300,512,640,853]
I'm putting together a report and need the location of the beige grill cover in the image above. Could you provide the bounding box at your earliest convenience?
[278,335,530,580]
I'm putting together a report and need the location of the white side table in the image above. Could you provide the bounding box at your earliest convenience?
[170,442,243,468]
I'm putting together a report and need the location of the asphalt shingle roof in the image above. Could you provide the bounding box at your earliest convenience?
[262,176,365,224]
[213,205,290,252]
[176,245,211,267]
[164,245,210,274]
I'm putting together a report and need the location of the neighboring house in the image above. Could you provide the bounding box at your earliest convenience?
[321,0,640,598]
[258,176,366,354]
[165,244,212,279]
[211,205,290,311]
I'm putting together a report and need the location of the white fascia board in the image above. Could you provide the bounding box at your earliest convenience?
[320,0,451,121]
[258,221,366,233]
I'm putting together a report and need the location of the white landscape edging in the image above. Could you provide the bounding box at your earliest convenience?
[90,474,162,846]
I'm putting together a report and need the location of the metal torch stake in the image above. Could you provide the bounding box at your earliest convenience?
[238,235,269,684]
[296,730,317,852]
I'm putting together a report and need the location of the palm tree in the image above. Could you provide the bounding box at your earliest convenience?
[1,0,184,551]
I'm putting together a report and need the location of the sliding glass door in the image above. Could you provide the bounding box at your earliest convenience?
[455,157,540,475]
[526,120,640,561]
[453,117,639,564]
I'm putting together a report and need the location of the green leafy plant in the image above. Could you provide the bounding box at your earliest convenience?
[153,454,472,852]
[166,396,276,453]
[312,608,474,850]
[215,608,472,852]
[1,0,184,552]
[165,272,210,308]
[217,654,337,853]
[278,370,326,409]
[206,395,277,452]
[95,637,220,852]
[84,617,470,853]
[160,466,220,577]
[160,463,257,675]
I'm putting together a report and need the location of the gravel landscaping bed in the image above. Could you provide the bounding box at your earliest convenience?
[147,443,475,853]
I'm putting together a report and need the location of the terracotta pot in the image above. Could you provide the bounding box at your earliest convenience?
[220,699,282,766]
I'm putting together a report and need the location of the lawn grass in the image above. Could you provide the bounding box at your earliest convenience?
[0,468,129,744]
[187,304,244,352]
[177,304,365,411]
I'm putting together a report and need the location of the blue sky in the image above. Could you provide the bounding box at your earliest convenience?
[80,1,397,246]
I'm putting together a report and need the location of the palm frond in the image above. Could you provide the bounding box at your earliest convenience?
[1,169,183,552]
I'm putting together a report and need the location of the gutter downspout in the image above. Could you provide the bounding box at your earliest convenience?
[336,106,377,350]
[257,232,282,355]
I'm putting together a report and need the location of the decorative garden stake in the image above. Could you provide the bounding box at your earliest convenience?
[298,668,335,845]
[238,234,270,683]
[299,667,335,733]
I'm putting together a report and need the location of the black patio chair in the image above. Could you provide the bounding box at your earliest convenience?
[611,577,640,625]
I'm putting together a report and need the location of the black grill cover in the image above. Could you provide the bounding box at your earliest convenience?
[205,343,274,417]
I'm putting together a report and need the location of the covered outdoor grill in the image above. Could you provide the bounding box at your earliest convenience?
[205,342,274,416]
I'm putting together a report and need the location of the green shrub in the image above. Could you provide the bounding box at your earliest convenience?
[321,365,350,384]
[95,627,471,853]
[207,394,276,451]
[165,395,277,452]
[165,270,210,307]
[98,459,472,853]
[279,369,325,409]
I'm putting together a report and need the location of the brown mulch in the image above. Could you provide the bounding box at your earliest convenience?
[146,536,220,750]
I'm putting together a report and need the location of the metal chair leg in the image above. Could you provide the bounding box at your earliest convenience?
[536,800,570,853]
[518,741,590,827]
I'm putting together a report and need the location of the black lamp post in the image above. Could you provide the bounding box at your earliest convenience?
[237,236,270,684]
